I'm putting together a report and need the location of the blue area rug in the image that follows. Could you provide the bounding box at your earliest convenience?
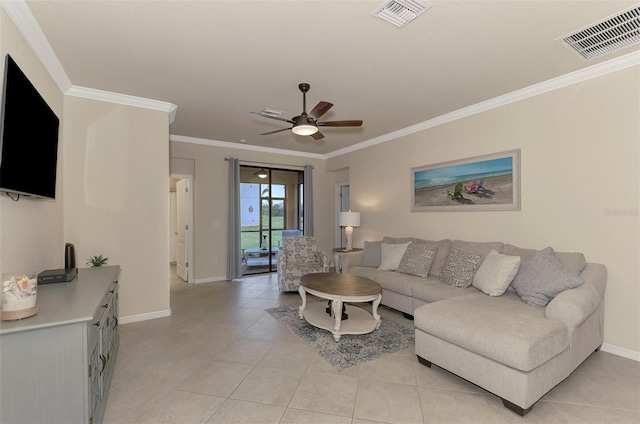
[266,303,415,371]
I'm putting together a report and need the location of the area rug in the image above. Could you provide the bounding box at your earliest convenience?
[265,303,415,371]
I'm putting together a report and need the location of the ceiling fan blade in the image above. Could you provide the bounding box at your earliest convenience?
[260,128,291,136]
[250,112,294,124]
[309,101,333,120]
[318,120,363,127]
[310,131,325,140]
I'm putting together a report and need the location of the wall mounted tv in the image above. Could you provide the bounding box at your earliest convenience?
[0,54,60,199]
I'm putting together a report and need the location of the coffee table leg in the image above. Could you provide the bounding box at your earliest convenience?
[331,299,343,341]
[372,294,382,329]
[298,286,307,319]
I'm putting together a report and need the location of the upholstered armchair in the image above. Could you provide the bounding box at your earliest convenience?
[277,236,330,292]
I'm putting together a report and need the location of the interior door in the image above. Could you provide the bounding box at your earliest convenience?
[176,179,188,281]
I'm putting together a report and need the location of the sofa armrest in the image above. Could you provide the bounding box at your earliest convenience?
[340,251,364,274]
[579,263,608,299]
[545,263,607,328]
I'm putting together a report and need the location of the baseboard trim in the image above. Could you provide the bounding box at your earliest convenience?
[119,309,172,324]
[194,276,228,284]
[601,343,640,362]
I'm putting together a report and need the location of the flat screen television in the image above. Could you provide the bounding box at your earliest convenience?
[0,54,60,199]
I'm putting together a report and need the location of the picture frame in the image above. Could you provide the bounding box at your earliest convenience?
[411,149,521,212]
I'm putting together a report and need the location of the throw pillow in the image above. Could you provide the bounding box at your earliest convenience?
[510,246,584,307]
[472,250,521,296]
[397,243,437,278]
[378,242,411,271]
[361,241,383,267]
[439,247,484,288]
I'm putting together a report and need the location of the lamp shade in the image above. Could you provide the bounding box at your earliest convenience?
[338,211,360,227]
[292,124,318,136]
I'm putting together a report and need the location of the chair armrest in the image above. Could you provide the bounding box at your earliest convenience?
[545,264,606,328]
[340,251,364,274]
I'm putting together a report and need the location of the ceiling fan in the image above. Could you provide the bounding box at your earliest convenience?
[250,83,363,140]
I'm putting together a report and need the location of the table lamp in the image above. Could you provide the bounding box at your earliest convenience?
[339,211,360,251]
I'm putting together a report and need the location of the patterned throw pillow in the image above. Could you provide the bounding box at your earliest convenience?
[439,247,484,288]
[397,243,437,278]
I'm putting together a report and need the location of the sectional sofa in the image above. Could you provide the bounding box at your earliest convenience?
[340,236,607,416]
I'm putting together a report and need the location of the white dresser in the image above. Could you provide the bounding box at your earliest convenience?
[1,266,120,424]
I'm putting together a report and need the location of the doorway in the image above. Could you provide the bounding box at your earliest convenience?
[169,174,193,282]
[240,166,304,276]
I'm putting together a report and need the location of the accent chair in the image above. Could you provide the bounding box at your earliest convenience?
[277,236,330,292]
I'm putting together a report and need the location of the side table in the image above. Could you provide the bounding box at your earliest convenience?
[332,247,364,273]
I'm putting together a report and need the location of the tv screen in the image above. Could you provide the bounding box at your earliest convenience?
[0,54,60,199]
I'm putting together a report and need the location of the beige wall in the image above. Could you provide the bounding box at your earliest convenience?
[63,96,171,318]
[170,142,333,281]
[0,9,64,276]
[327,66,640,353]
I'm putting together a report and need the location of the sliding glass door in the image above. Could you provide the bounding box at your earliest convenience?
[240,166,303,275]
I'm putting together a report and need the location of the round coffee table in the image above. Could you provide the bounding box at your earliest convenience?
[298,272,382,341]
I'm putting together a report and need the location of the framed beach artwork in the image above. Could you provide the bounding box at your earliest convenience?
[411,149,520,212]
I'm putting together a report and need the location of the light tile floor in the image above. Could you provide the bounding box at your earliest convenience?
[103,268,640,424]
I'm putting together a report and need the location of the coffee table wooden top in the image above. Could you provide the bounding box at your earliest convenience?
[300,272,382,297]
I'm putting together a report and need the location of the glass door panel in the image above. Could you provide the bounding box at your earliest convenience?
[240,166,303,275]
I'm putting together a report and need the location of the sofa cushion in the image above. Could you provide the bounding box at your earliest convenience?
[439,247,484,288]
[382,236,414,245]
[472,250,521,296]
[349,267,415,297]
[378,242,411,271]
[375,270,419,296]
[397,242,437,277]
[362,241,383,267]
[503,244,586,276]
[349,265,379,282]
[414,292,569,372]
[412,276,480,303]
[452,239,504,256]
[510,246,585,307]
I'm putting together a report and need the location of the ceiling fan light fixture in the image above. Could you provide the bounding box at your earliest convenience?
[292,124,318,136]
[255,168,268,179]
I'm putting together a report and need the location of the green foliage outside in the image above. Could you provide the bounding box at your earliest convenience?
[241,215,284,249]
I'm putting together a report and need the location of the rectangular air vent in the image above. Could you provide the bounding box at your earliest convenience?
[372,0,433,29]
[558,5,640,60]
[259,109,283,117]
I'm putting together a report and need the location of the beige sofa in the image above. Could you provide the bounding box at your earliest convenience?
[341,237,607,416]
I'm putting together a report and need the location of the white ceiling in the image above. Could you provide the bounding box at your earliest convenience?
[25,0,640,156]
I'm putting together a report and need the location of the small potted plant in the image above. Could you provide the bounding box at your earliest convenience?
[86,254,109,267]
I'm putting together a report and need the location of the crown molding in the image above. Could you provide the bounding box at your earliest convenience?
[6,0,637,158]
[3,0,179,121]
[170,135,325,160]
[67,86,178,123]
[325,50,640,159]
[1,0,72,91]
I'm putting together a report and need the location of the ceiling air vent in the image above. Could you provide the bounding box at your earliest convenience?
[558,5,640,60]
[372,0,433,29]
[259,109,283,118]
